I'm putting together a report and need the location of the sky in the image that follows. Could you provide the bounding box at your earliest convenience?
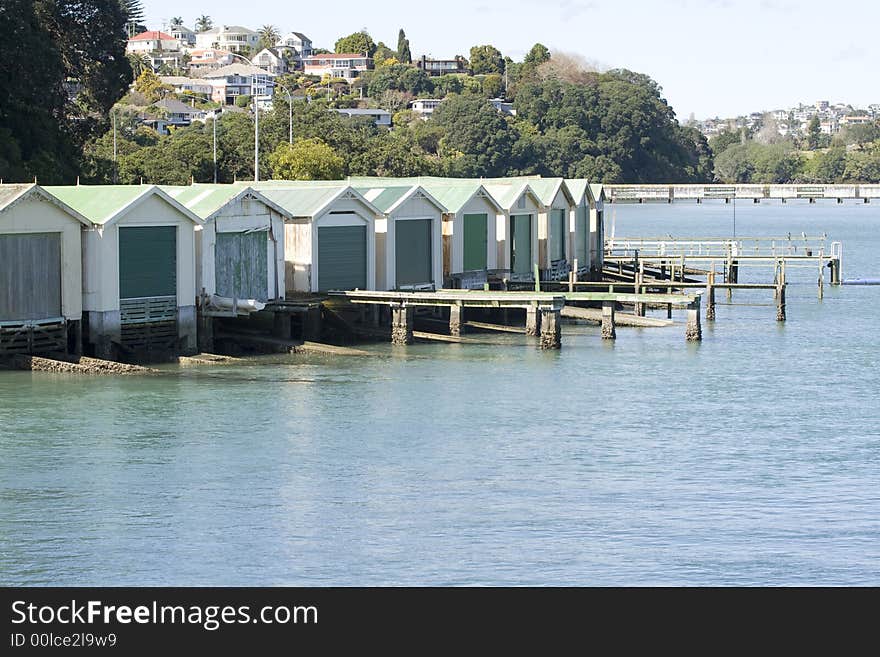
[143,0,879,121]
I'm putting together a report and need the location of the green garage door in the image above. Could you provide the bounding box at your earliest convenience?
[576,205,588,266]
[318,224,367,291]
[509,214,532,275]
[0,233,61,321]
[215,231,268,300]
[462,213,488,271]
[549,209,566,261]
[119,226,176,299]
[395,219,432,287]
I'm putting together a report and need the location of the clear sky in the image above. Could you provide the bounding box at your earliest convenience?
[144,0,879,121]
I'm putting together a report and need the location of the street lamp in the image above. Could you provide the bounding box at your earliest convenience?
[227,52,265,181]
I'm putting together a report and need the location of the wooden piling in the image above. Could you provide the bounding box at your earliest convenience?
[391,303,414,345]
[601,301,616,340]
[777,283,786,322]
[686,298,702,342]
[830,258,842,285]
[539,308,561,349]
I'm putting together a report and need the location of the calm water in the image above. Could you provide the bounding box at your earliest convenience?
[2,200,879,586]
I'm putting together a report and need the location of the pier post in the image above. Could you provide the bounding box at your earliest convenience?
[635,269,645,317]
[686,299,702,342]
[272,311,291,341]
[601,301,616,340]
[449,303,463,337]
[525,306,541,336]
[391,303,414,345]
[304,305,322,341]
[830,258,841,285]
[776,283,786,322]
[539,308,561,350]
[666,286,673,319]
[706,271,716,321]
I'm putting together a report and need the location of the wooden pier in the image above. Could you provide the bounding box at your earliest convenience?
[330,288,702,349]
[605,183,880,204]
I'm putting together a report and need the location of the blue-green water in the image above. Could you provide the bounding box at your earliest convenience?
[2,200,878,585]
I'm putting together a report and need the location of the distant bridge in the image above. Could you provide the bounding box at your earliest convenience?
[605,184,880,203]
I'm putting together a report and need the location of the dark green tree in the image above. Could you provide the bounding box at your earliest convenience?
[397,29,412,64]
[335,30,377,57]
[523,43,551,66]
[806,115,821,150]
[432,94,515,177]
[469,45,505,75]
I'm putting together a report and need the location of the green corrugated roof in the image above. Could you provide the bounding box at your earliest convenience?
[257,185,350,217]
[354,185,413,212]
[566,179,589,203]
[163,184,245,218]
[45,185,152,224]
[481,182,534,209]
[590,184,605,201]
[0,184,34,212]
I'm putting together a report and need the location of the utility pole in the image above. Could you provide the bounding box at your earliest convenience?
[112,109,118,184]
[213,110,218,183]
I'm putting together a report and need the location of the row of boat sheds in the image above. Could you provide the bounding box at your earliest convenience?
[0,176,606,361]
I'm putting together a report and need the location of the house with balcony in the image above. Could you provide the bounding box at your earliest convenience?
[253,48,288,76]
[126,30,179,54]
[416,55,469,77]
[333,108,392,127]
[142,98,207,135]
[303,54,373,82]
[276,31,313,68]
[194,25,259,54]
[159,76,214,98]
[202,63,275,105]
[187,49,235,73]
[410,98,443,118]
[170,25,196,47]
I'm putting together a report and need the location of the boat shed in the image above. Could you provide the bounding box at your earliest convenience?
[419,180,504,284]
[526,178,577,280]
[565,179,598,277]
[166,185,290,302]
[589,184,606,273]
[481,182,542,281]
[46,185,202,360]
[0,184,90,357]
[255,183,380,293]
[354,184,446,291]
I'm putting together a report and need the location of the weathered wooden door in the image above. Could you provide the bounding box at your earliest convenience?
[395,219,432,286]
[215,231,268,300]
[462,213,488,271]
[317,224,367,291]
[0,233,61,320]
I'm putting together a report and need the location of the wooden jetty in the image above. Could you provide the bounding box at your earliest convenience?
[330,288,702,349]
[605,183,880,204]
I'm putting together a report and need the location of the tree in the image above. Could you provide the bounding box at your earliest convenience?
[0,0,132,183]
[432,94,516,177]
[195,15,212,32]
[134,69,167,102]
[807,115,821,150]
[335,30,376,57]
[269,138,344,179]
[259,24,280,51]
[121,0,145,37]
[169,16,183,28]
[469,45,505,75]
[374,41,397,63]
[481,74,504,98]
[127,52,152,78]
[709,129,747,156]
[397,29,411,64]
[523,43,551,67]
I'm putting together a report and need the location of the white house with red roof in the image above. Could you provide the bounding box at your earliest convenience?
[303,53,373,81]
[126,30,180,54]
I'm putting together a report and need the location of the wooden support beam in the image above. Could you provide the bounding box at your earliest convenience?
[706,270,716,321]
[777,283,786,322]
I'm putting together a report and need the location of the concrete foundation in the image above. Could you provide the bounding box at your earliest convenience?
[391,304,414,345]
[539,308,561,349]
[525,306,541,336]
[198,313,215,353]
[273,311,291,341]
[449,304,463,337]
[178,305,198,355]
[303,306,322,341]
[686,301,702,342]
[601,301,616,340]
